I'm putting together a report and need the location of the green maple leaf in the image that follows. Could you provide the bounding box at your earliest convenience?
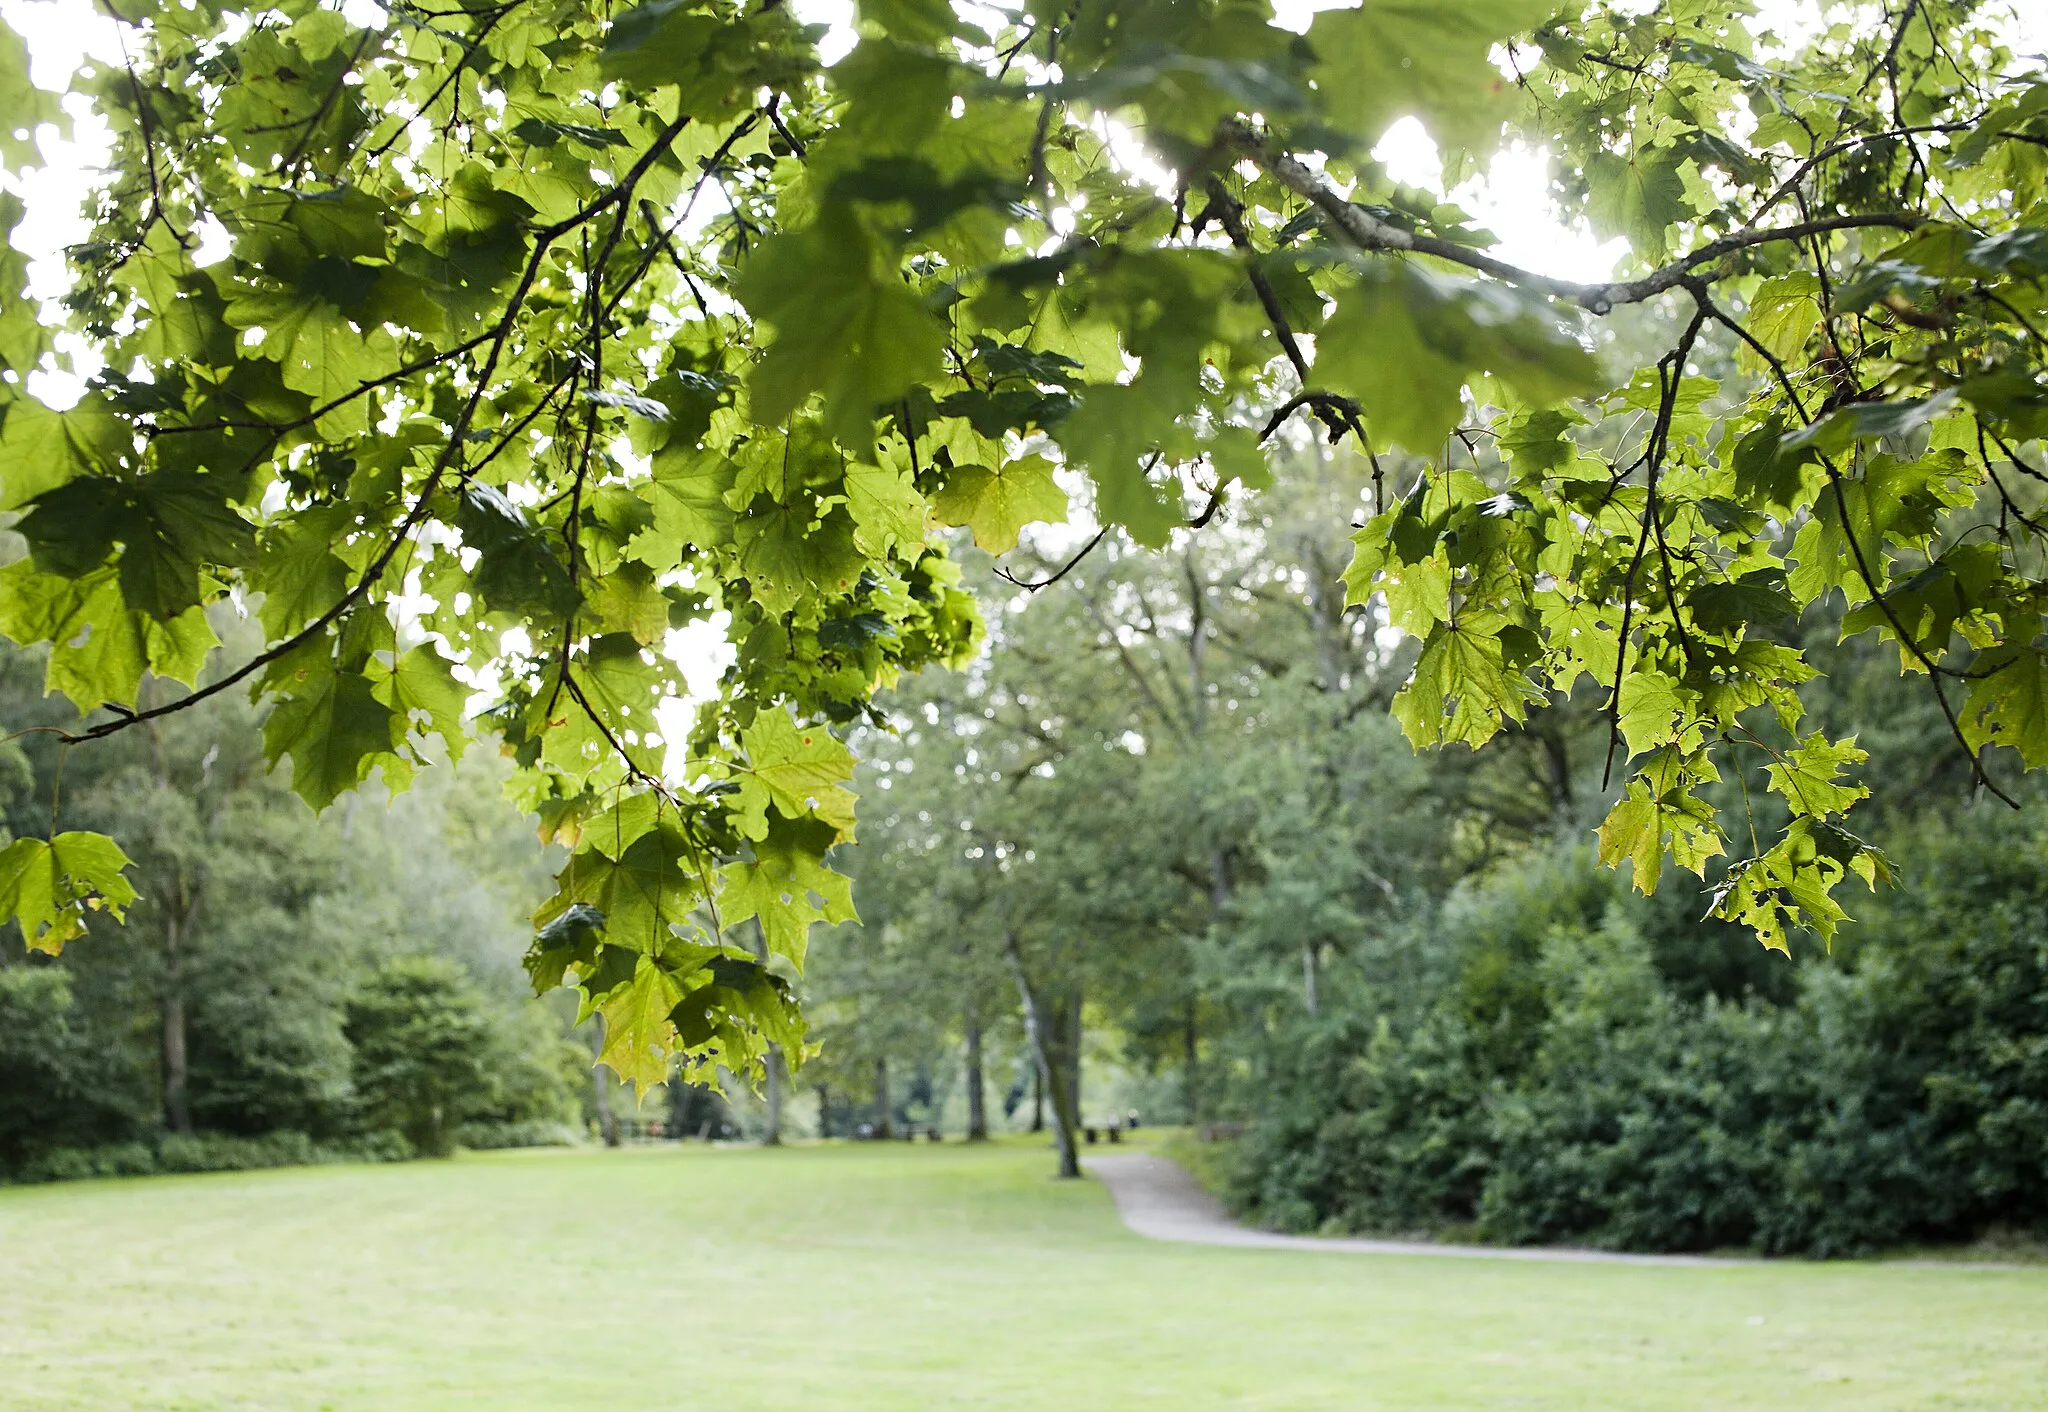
[1316,266,1597,457]
[598,955,683,1092]
[263,660,402,810]
[1765,733,1869,819]
[738,205,945,444]
[1617,670,1694,758]
[735,504,865,615]
[932,455,1069,555]
[0,832,138,956]
[223,285,400,436]
[1597,795,1665,892]
[536,634,666,783]
[1597,767,1725,895]
[1536,592,1620,692]
[550,821,700,955]
[0,395,129,511]
[1710,819,1891,954]
[0,561,217,709]
[376,644,471,761]
[1961,646,2048,767]
[1050,382,1192,548]
[842,458,929,559]
[1498,407,1588,479]
[584,561,671,645]
[524,901,606,993]
[638,444,739,555]
[1685,570,1796,633]
[1587,146,1690,262]
[1392,618,1536,749]
[0,25,63,166]
[1305,0,1550,152]
[733,710,857,841]
[253,506,353,638]
[116,475,257,619]
[1739,272,1822,370]
[718,816,855,966]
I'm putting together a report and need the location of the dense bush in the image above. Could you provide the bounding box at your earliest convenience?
[345,956,581,1158]
[6,1131,414,1185]
[0,967,145,1167]
[1229,815,2048,1256]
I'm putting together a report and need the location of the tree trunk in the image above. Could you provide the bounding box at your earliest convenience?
[873,1055,892,1139]
[1182,997,1200,1127]
[749,920,784,1146]
[816,1083,831,1139]
[964,1013,988,1141]
[1030,1064,1044,1132]
[1006,933,1079,1178]
[161,910,192,1135]
[1065,983,1083,1127]
[590,1018,620,1148]
[763,1043,784,1145]
[1302,942,1320,1017]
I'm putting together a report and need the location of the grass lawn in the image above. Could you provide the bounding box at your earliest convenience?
[3,1136,2046,1410]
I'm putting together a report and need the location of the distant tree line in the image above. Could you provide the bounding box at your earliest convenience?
[0,631,591,1182]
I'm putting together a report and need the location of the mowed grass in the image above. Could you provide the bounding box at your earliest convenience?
[3,1137,2047,1410]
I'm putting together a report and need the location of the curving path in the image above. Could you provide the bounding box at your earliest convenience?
[1086,1152,1742,1268]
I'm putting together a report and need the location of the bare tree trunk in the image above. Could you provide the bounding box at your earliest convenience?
[763,1043,783,1145]
[1007,933,1078,1178]
[1303,942,1320,1017]
[964,1012,988,1141]
[1183,997,1200,1126]
[817,1084,831,1139]
[161,909,192,1135]
[1065,983,1083,1128]
[590,1018,619,1148]
[161,969,192,1134]
[873,1055,892,1139]
[1030,1065,1044,1132]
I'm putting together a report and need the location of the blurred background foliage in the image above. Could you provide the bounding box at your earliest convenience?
[809,431,2048,1257]
[0,619,602,1180]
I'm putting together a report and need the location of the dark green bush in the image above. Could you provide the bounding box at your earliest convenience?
[345,956,501,1157]
[5,1130,412,1185]
[0,965,143,1167]
[1229,816,2048,1256]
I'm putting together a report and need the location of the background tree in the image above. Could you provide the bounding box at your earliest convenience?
[0,633,587,1176]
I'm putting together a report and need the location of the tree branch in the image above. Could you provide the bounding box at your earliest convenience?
[1230,125,1923,313]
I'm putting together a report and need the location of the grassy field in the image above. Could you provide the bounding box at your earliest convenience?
[3,1136,2047,1410]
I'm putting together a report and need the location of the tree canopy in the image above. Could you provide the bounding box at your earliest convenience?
[2,0,2046,1085]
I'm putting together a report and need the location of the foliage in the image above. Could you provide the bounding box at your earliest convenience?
[6,0,2047,1077]
[1228,813,2048,1257]
[345,955,508,1156]
[6,1128,412,1184]
[0,637,585,1173]
[0,965,138,1167]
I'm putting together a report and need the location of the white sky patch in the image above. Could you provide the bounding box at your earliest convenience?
[789,0,856,64]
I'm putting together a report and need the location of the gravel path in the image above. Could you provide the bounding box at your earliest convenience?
[1087,1153,1743,1267]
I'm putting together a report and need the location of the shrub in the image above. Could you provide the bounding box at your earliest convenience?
[453,1120,581,1150]
[3,1130,411,1185]
[0,965,143,1166]
[344,957,498,1157]
[1227,816,2048,1256]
